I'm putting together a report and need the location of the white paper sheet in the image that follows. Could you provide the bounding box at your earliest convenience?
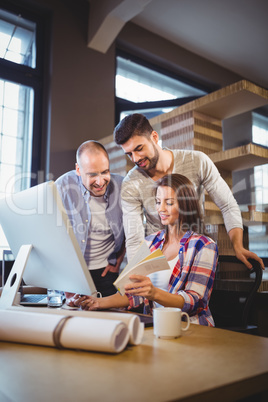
[114,248,170,295]
[0,309,131,353]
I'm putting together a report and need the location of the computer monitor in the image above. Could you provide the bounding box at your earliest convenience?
[0,181,96,295]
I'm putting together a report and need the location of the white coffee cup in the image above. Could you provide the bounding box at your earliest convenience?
[153,307,190,339]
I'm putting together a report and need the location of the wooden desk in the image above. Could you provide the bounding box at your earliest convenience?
[0,325,268,402]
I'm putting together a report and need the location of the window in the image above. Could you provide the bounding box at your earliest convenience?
[115,52,208,123]
[248,113,268,258]
[253,113,268,208]
[116,56,206,102]
[253,113,268,147]
[0,3,51,257]
[0,8,36,195]
[0,8,36,67]
[0,80,34,195]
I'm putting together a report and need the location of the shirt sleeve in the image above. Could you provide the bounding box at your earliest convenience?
[121,178,145,262]
[198,152,243,233]
[178,241,218,316]
[126,294,153,315]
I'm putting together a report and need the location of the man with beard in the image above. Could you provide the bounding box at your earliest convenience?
[114,113,264,270]
[55,140,125,298]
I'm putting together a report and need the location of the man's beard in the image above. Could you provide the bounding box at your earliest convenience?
[136,143,159,171]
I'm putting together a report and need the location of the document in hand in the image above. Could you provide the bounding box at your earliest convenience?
[114,241,170,295]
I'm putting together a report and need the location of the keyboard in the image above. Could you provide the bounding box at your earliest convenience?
[20,294,48,306]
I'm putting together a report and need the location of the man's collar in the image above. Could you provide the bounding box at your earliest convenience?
[78,174,112,200]
[77,175,88,196]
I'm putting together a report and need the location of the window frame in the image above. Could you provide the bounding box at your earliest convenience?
[115,49,216,124]
[0,0,52,187]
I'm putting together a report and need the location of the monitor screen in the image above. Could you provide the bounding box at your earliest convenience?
[0,181,96,295]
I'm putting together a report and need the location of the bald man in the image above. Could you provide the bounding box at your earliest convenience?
[55,141,125,298]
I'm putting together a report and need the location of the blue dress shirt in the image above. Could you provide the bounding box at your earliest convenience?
[55,170,124,266]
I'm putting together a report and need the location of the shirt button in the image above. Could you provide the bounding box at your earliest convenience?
[85,219,88,223]
[82,240,85,243]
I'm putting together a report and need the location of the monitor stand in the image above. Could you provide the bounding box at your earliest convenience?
[0,244,32,309]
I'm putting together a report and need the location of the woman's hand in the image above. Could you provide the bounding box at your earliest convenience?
[124,274,156,300]
[65,292,79,307]
[78,296,100,311]
[65,293,100,310]
[73,295,101,311]
[66,292,130,311]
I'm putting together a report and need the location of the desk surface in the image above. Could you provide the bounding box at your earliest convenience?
[1,324,268,402]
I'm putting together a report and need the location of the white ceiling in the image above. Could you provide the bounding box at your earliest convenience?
[87,0,268,90]
[131,0,268,89]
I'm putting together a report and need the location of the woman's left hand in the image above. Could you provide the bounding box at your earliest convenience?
[65,294,99,310]
[79,296,100,311]
[124,274,156,299]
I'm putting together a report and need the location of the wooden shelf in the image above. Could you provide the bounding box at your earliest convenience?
[209,143,268,172]
[150,80,268,124]
[204,211,268,226]
[204,215,224,225]
[242,211,268,225]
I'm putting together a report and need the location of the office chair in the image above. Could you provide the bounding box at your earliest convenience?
[209,256,263,335]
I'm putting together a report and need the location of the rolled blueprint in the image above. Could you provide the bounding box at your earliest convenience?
[62,310,144,345]
[0,309,130,353]
[8,306,145,346]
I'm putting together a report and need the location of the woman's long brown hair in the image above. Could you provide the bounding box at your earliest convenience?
[156,173,204,236]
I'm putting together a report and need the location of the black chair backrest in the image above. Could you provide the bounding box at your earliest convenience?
[210,256,263,329]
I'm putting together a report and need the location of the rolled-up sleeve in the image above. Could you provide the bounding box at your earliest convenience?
[178,241,218,315]
[121,179,145,261]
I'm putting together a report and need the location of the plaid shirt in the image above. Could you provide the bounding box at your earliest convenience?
[127,230,218,326]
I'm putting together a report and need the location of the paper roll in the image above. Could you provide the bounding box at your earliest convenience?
[74,311,145,345]
[8,306,145,346]
[0,310,129,353]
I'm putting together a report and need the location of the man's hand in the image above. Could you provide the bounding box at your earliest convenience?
[229,227,265,270]
[101,244,126,277]
[234,246,265,270]
[101,262,120,277]
[228,228,265,269]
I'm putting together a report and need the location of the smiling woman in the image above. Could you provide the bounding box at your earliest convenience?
[71,173,218,327]
[155,186,180,227]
